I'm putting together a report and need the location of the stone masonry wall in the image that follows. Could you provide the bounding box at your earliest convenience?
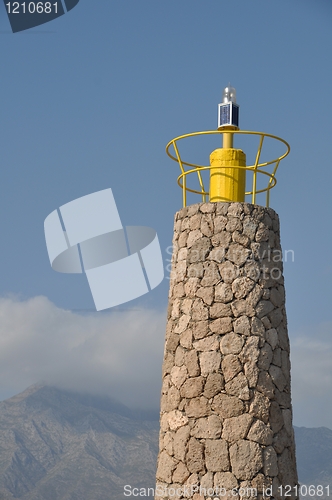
[155,202,298,500]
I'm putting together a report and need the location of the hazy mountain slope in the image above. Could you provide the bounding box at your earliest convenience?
[294,426,332,491]
[0,385,159,500]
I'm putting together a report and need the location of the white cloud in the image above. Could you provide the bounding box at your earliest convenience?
[0,295,166,410]
[291,323,332,429]
[1,295,331,428]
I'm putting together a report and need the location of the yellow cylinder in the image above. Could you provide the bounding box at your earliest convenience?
[222,132,233,149]
[209,148,246,203]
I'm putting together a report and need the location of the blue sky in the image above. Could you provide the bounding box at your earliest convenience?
[0,0,331,428]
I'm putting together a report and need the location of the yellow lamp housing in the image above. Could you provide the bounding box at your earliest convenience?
[166,129,290,208]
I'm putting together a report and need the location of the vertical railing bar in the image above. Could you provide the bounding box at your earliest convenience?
[196,170,206,203]
[173,140,187,207]
[266,159,280,207]
[252,134,264,205]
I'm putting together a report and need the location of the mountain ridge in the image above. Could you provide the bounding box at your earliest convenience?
[0,385,159,500]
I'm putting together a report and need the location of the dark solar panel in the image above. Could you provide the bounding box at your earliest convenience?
[220,105,231,125]
[232,105,239,127]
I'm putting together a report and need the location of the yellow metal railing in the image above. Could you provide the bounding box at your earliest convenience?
[166,130,290,207]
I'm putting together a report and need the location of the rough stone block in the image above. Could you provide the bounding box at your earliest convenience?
[180,377,205,399]
[219,260,239,283]
[163,353,175,377]
[226,217,243,233]
[168,410,189,431]
[209,318,233,335]
[263,446,278,477]
[173,462,190,483]
[278,448,298,488]
[200,471,214,490]
[232,277,255,299]
[164,431,174,455]
[228,203,244,217]
[171,365,188,389]
[192,299,209,321]
[189,213,202,230]
[192,320,209,340]
[282,409,293,437]
[227,244,251,266]
[239,336,260,364]
[222,354,242,382]
[187,230,204,249]
[199,351,221,376]
[222,414,253,442]
[269,308,283,328]
[180,329,193,349]
[232,299,255,318]
[281,350,290,381]
[211,230,232,248]
[270,287,284,307]
[230,440,263,480]
[191,415,222,439]
[173,425,190,462]
[167,386,181,411]
[196,286,214,305]
[203,372,224,398]
[156,451,177,482]
[233,230,250,247]
[266,328,279,350]
[243,219,258,240]
[166,333,180,353]
[251,316,265,336]
[234,315,251,335]
[249,392,271,424]
[269,401,284,433]
[205,439,230,472]
[258,342,273,370]
[185,396,210,418]
[174,314,191,334]
[221,333,245,355]
[247,285,263,309]
[193,336,219,351]
[269,364,287,392]
[255,223,270,242]
[256,370,275,399]
[185,350,200,377]
[201,214,214,237]
[186,438,205,473]
[210,302,233,319]
[184,277,200,297]
[256,301,275,318]
[244,362,259,388]
[247,420,273,445]
[175,345,186,366]
[215,283,234,303]
[273,427,290,454]
[214,471,239,490]
[225,372,250,400]
[277,325,290,352]
[214,215,228,232]
[212,393,245,418]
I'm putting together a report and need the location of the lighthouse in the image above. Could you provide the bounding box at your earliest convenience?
[155,87,298,500]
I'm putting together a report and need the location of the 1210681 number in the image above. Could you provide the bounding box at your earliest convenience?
[279,485,330,497]
[6,2,58,14]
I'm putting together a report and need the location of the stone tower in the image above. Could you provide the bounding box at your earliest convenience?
[155,88,298,500]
